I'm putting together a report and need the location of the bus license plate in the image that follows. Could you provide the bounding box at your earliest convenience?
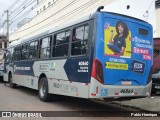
[120,89,133,94]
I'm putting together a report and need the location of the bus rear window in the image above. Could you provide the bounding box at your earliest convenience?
[139,28,148,36]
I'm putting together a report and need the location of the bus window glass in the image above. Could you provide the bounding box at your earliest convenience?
[40,37,51,59]
[30,42,35,50]
[11,48,14,61]
[41,37,50,48]
[35,41,39,50]
[84,25,89,40]
[21,44,29,60]
[4,49,11,63]
[14,46,21,61]
[29,41,39,60]
[139,28,148,36]
[53,31,70,57]
[71,25,88,56]
[76,26,84,41]
[56,32,65,45]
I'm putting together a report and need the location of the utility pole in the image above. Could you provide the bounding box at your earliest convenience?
[6,10,9,42]
[2,10,10,49]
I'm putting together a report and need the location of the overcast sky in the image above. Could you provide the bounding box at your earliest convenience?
[0,0,16,34]
[0,0,15,17]
[0,0,36,34]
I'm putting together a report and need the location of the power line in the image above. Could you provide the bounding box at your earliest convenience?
[8,0,62,32]
[14,0,98,37]
[11,0,31,13]
[7,0,21,10]
[10,5,36,25]
[11,0,62,23]
[10,0,36,20]
[40,0,98,30]
[1,0,34,27]
[143,0,155,18]
[13,0,79,33]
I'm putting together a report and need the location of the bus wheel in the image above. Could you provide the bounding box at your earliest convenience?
[38,77,51,102]
[9,73,17,88]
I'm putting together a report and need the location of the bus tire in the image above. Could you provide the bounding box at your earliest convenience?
[38,77,51,102]
[9,73,17,88]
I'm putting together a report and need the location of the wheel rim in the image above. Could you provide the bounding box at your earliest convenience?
[40,81,46,98]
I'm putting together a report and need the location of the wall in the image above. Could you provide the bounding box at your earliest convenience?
[156,8,160,37]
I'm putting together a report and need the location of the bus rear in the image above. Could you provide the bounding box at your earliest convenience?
[90,12,153,98]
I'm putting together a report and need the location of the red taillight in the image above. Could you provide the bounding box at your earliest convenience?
[91,59,104,84]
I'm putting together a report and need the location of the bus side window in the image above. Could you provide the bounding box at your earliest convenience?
[21,44,29,60]
[13,46,21,61]
[29,41,39,60]
[11,48,14,61]
[40,37,51,59]
[71,24,88,56]
[52,30,70,57]
[4,50,10,63]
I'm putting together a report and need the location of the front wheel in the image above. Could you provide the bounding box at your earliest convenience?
[9,73,17,88]
[38,77,51,102]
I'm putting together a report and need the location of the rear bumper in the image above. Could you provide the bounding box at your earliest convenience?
[89,78,152,98]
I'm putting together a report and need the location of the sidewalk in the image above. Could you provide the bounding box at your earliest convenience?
[114,94,160,112]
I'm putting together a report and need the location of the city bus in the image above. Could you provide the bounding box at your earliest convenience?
[3,7,153,102]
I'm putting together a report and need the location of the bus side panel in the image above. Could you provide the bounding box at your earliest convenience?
[33,59,90,98]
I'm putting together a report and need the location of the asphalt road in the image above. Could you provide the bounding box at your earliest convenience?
[0,81,159,120]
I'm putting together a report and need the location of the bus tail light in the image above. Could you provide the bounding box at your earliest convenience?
[91,59,104,84]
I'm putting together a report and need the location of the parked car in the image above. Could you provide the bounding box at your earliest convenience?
[152,38,160,94]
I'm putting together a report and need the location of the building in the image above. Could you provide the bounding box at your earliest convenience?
[156,0,160,37]
[9,0,118,42]
[0,35,7,50]
[36,0,56,14]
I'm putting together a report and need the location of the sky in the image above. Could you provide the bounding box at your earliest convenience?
[0,0,15,34]
[0,0,36,35]
[0,0,14,16]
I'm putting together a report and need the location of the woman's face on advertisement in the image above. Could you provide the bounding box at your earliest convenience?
[118,24,124,34]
